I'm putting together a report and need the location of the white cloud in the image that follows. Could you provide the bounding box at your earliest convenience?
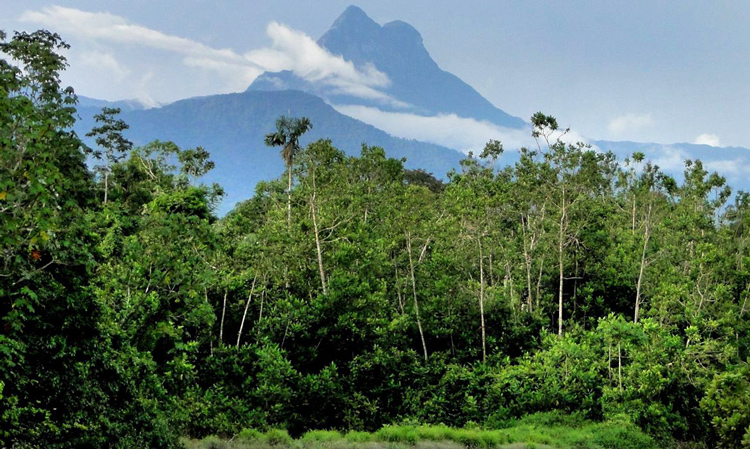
[649,145,690,172]
[80,51,130,82]
[20,6,253,65]
[334,105,598,155]
[20,6,395,104]
[334,104,534,153]
[607,113,654,135]
[704,158,744,176]
[131,70,159,108]
[20,5,264,92]
[694,133,721,147]
[245,22,398,104]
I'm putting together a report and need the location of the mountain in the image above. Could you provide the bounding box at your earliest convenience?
[75,90,464,214]
[248,5,525,129]
[74,5,750,215]
[77,95,153,112]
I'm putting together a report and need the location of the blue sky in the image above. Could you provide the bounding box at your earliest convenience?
[2,1,749,149]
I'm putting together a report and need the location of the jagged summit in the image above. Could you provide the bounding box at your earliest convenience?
[328,5,380,34]
[318,10,431,70]
[248,6,525,129]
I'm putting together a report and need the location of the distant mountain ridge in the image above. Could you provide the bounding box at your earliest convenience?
[77,95,153,112]
[594,140,750,192]
[75,90,464,214]
[73,5,750,215]
[249,5,526,129]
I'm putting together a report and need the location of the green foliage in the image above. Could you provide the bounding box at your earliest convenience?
[189,419,656,449]
[4,29,750,449]
[701,363,750,447]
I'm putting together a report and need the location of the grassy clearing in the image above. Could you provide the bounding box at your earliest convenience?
[180,413,658,449]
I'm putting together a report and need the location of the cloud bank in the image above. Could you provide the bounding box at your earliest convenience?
[607,113,654,135]
[246,22,395,102]
[19,6,393,103]
[334,105,535,153]
[694,133,721,147]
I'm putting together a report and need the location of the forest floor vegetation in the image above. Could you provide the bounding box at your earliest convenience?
[180,414,658,449]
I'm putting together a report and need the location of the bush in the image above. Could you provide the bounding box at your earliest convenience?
[264,429,293,446]
[301,430,344,443]
[343,430,374,443]
[700,364,750,448]
[237,429,264,441]
[588,420,658,449]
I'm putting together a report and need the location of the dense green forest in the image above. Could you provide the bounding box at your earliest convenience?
[3,31,750,449]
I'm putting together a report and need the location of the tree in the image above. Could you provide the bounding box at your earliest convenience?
[264,115,312,226]
[86,107,133,204]
[0,30,180,448]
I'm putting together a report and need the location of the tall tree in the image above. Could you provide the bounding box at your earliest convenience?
[86,107,132,204]
[264,115,312,226]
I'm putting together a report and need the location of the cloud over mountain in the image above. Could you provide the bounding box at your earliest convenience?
[19,5,393,104]
[607,113,654,135]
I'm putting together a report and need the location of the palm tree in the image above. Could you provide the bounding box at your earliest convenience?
[264,115,313,226]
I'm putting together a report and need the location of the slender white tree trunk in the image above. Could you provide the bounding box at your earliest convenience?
[634,199,652,323]
[521,215,534,312]
[311,193,326,294]
[558,196,566,337]
[309,163,327,294]
[287,164,292,227]
[407,232,428,361]
[236,274,258,348]
[478,237,487,362]
[219,289,227,345]
[104,170,109,204]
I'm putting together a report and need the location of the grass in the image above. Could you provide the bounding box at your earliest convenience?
[180,413,658,449]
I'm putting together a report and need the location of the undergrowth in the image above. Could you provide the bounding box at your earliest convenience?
[180,412,659,449]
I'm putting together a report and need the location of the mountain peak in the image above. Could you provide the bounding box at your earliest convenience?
[250,6,526,130]
[319,7,430,69]
[330,5,379,33]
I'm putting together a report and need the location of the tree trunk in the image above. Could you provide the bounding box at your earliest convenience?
[219,289,228,345]
[558,196,566,337]
[395,264,405,314]
[407,232,428,361]
[308,158,327,294]
[236,273,258,348]
[311,197,327,294]
[634,199,652,323]
[478,237,487,362]
[286,160,292,227]
[522,214,534,312]
[104,170,109,205]
[536,258,545,312]
[256,285,265,343]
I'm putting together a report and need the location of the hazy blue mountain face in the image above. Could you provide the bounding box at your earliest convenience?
[248,5,526,129]
[77,95,152,112]
[75,90,464,214]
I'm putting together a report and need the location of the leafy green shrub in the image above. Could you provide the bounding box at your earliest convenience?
[198,435,227,449]
[413,424,453,441]
[588,420,658,449]
[700,364,750,448]
[301,430,344,443]
[375,425,418,444]
[264,429,293,446]
[343,430,374,443]
[237,429,264,441]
